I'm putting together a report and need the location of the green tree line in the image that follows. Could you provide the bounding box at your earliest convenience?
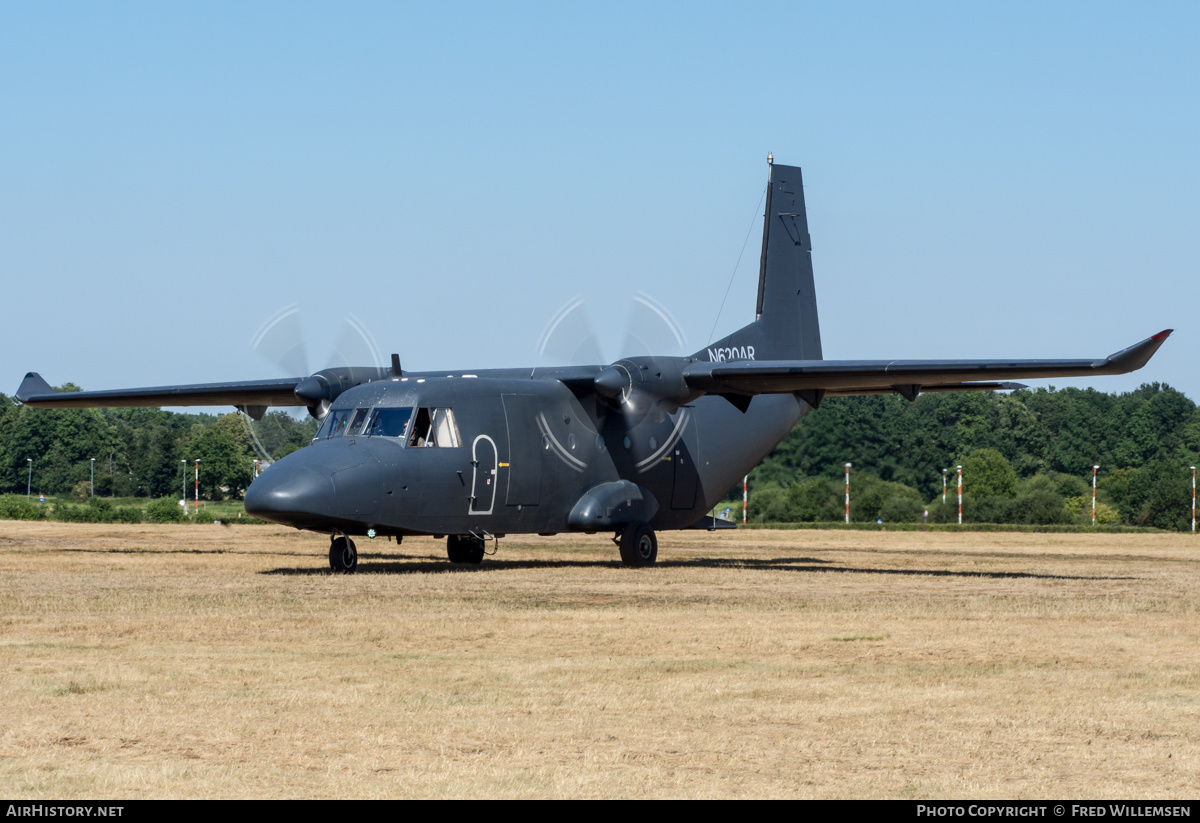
[742,383,1200,531]
[0,387,317,501]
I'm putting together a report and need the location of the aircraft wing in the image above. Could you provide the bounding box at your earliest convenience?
[15,372,307,412]
[682,330,1172,402]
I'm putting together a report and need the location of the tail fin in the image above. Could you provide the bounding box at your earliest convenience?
[697,161,823,363]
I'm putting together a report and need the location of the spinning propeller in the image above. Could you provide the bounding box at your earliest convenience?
[245,304,389,461]
[536,292,696,427]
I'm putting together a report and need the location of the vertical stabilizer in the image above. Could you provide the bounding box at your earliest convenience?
[756,162,821,359]
[698,161,823,363]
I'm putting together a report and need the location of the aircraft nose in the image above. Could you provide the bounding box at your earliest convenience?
[244,464,335,526]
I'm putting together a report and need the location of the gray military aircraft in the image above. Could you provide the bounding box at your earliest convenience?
[16,161,1171,571]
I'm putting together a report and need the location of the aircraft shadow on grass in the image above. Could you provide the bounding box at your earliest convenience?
[42,544,1137,581]
[261,553,1135,581]
[55,546,322,559]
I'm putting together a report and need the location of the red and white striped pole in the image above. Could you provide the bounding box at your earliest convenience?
[742,475,748,525]
[194,459,200,513]
[1092,465,1099,526]
[845,463,852,524]
[1192,467,1195,534]
[956,465,963,525]
[942,469,948,505]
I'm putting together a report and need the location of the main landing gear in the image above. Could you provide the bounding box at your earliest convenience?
[329,534,358,573]
[446,534,485,564]
[616,522,657,567]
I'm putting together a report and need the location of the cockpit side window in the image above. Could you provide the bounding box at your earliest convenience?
[314,414,334,441]
[407,407,461,448]
[408,408,432,447]
[318,409,350,439]
[366,407,413,438]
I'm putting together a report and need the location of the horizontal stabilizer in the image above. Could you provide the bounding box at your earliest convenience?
[683,331,1171,399]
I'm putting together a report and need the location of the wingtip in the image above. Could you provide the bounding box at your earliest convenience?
[15,372,55,403]
[1101,329,1172,374]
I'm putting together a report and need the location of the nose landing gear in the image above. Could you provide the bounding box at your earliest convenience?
[330,534,358,572]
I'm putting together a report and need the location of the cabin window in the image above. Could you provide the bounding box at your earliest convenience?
[407,407,461,447]
[431,408,461,448]
[366,407,414,438]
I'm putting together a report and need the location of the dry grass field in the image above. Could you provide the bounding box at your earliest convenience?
[0,521,1197,799]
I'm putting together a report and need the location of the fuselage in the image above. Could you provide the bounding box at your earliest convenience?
[244,365,808,537]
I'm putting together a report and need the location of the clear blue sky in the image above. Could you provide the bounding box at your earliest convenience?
[3,1,1195,411]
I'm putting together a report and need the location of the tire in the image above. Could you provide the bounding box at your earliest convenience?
[447,535,485,564]
[329,535,358,572]
[618,523,657,567]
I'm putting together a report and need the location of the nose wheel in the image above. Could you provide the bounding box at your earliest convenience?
[330,534,358,572]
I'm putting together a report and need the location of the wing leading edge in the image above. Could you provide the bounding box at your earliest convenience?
[683,330,1172,404]
[14,364,397,419]
[15,372,307,415]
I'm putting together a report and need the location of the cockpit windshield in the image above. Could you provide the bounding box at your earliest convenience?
[346,407,370,436]
[366,407,414,438]
[312,405,430,443]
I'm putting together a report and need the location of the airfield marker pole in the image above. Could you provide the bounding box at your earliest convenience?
[195,459,200,513]
[1092,465,1099,526]
[742,476,748,524]
[845,463,852,524]
[957,465,963,525]
[942,469,948,504]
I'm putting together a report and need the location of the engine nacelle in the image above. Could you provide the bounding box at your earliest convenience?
[593,356,700,423]
[294,366,390,419]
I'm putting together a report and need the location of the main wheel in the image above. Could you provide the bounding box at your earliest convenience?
[447,535,485,564]
[618,523,657,567]
[329,535,358,572]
